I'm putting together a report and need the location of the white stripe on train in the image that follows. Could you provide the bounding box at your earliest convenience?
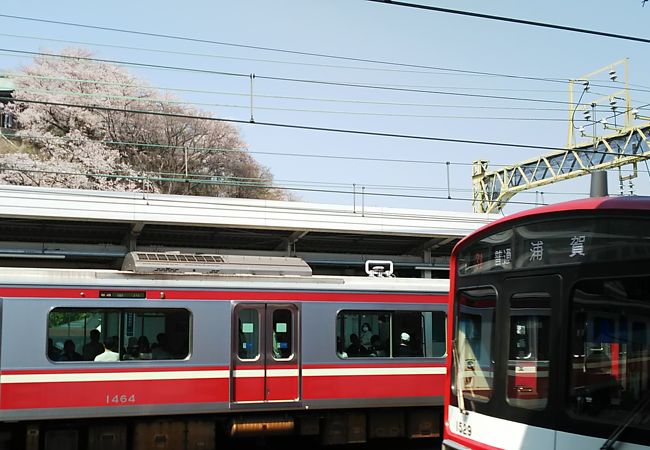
[0,366,446,383]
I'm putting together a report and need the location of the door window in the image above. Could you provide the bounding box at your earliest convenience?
[506,293,551,410]
[238,309,259,360]
[455,287,496,402]
[272,309,293,359]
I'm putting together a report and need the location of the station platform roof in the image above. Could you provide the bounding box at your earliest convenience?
[0,185,498,277]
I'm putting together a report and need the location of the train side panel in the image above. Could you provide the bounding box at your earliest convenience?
[0,272,449,446]
[0,298,232,421]
[301,301,447,409]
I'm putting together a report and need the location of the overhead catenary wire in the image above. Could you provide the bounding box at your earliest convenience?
[3,52,642,105]
[0,13,570,85]
[368,0,650,44]
[4,53,646,121]
[0,164,550,208]
[0,157,626,204]
[9,74,578,110]
[15,86,574,122]
[0,31,566,80]
[7,130,645,173]
[0,48,583,107]
[0,12,644,206]
[3,97,644,164]
[1,95,577,151]
[0,131,472,166]
[4,29,648,94]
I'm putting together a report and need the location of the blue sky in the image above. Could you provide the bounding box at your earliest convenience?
[2,0,650,214]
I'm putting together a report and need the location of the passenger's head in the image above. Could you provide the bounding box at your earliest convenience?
[157,333,168,345]
[90,329,100,342]
[370,335,381,347]
[400,332,410,344]
[362,323,371,332]
[138,335,151,352]
[103,336,117,352]
[64,339,75,353]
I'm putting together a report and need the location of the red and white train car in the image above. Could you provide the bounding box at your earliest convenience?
[444,196,650,450]
[0,252,448,450]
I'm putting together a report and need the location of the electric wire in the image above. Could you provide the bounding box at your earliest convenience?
[0,32,565,79]
[0,49,581,107]
[369,0,650,44]
[0,13,570,85]
[0,164,551,207]
[16,87,572,122]
[0,13,647,207]
[2,131,471,166]
[0,95,575,151]
[2,97,645,164]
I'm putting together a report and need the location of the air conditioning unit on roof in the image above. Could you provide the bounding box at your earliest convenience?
[121,252,312,276]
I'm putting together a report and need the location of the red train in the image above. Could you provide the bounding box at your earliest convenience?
[444,196,650,450]
[0,252,449,450]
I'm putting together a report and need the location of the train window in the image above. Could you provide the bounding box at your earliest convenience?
[237,309,259,360]
[272,309,293,359]
[423,311,446,357]
[455,287,496,402]
[47,308,190,362]
[568,276,650,430]
[506,293,550,410]
[335,310,445,359]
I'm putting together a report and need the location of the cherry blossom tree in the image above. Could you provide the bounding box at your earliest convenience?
[1,48,287,199]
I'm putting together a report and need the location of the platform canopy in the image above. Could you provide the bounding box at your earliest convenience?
[0,185,498,277]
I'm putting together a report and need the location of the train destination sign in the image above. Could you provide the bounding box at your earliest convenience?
[99,291,147,298]
[458,216,650,275]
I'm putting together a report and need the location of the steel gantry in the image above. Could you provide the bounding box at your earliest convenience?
[472,122,650,213]
[472,59,650,214]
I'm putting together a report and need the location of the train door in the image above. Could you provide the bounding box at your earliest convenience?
[231,303,300,404]
[502,275,558,448]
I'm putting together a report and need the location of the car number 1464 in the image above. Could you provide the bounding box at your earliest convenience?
[106,394,136,405]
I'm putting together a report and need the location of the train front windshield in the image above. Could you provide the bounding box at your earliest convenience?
[569,276,650,424]
[450,212,650,446]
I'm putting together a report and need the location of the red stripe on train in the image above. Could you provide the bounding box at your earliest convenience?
[303,373,444,400]
[2,375,441,410]
[1,378,229,409]
[0,287,445,303]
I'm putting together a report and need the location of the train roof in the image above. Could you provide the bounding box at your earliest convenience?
[0,265,450,293]
[453,195,650,252]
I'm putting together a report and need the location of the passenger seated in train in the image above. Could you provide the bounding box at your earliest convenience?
[47,338,62,361]
[397,332,417,357]
[60,339,83,361]
[124,337,140,360]
[82,329,104,361]
[94,337,120,362]
[346,333,369,357]
[137,336,152,359]
[368,335,386,357]
[151,333,173,359]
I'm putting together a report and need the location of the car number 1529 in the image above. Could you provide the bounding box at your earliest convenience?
[456,420,472,437]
